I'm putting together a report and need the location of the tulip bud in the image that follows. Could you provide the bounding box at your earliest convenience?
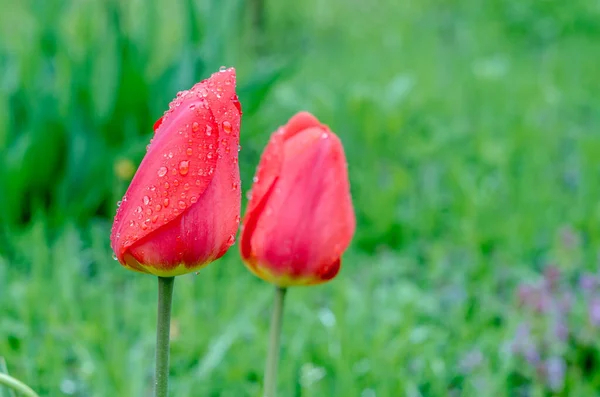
[110,68,242,276]
[240,112,355,286]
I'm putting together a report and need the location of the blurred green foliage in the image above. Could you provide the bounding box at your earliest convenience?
[2,0,600,395]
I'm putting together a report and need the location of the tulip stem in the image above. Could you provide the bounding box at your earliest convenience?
[0,373,40,397]
[264,286,287,397]
[155,276,175,397]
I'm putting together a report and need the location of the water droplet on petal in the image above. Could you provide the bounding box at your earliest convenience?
[157,167,168,177]
[232,182,239,190]
[184,183,190,190]
[238,144,242,152]
[168,152,174,159]
[112,252,118,260]
[178,200,186,209]
[173,179,179,187]
[219,65,227,72]
[207,152,213,159]
[143,196,150,205]
[252,176,258,183]
[227,234,236,245]
[163,198,170,207]
[235,215,241,224]
[135,206,142,214]
[164,182,170,189]
[186,148,193,156]
[198,87,208,97]
[206,125,212,136]
[192,122,199,133]
[179,161,189,175]
[155,204,162,212]
[190,196,198,203]
[195,179,201,186]
[141,223,148,230]
[117,200,122,207]
[222,121,232,134]
[151,215,159,223]
[145,208,153,216]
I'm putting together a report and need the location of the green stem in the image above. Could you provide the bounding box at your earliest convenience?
[155,276,175,397]
[264,286,287,397]
[0,373,39,397]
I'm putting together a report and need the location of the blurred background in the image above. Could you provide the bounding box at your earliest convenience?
[2,0,600,395]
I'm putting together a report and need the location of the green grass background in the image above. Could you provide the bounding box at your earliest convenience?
[2,0,600,395]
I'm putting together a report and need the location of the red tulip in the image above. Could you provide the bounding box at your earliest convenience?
[240,112,355,286]
[110,68,242,276]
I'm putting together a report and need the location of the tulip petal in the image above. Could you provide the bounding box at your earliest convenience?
[248,127,355,285]
[111,68,240,268]
[282,111,323,139]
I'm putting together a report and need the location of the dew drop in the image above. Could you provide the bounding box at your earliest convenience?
[163,198,170,207]
[235,215,241,224]
[184,183,190,190]
[155,204,162,212]
[186,147,193,156]
[190,196,198,203]
[157,167,168,177]
[135,206,142,214]
[189,104,196,110]
[117,200,122,207]
[192,122,199,133]
[206,125,212,136]
[238,144,242,152]
[246,190,253,200]
[232,182,239,190]
[252,176,258,183]
[227,234,236,245]
[222,121,232,134]
[321,132,328,139]
[207,152,213,159]
[171,168,177,175]
[198,87,208,97]
[143,196,150,205]
[173,179,179,187]
[178,200,186,209]
[112,252,118,260]
[195,179,202,186]
[164,182,170,189]
[141,223,148,230]
[151,215,159,223]
[219,65,227,72]
[179,161,190,175]
[168,152,174,159]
